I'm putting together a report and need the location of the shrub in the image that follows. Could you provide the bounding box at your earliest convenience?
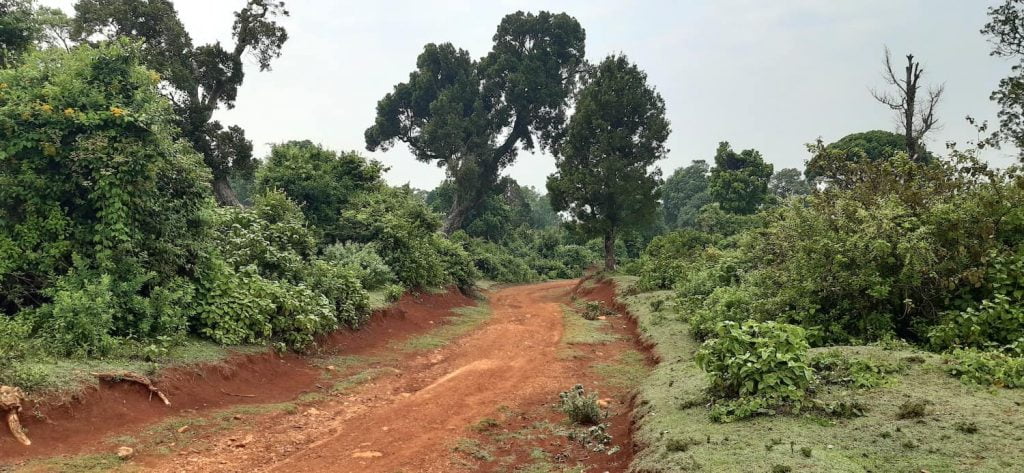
[383,284,404,303]
[322,242,395,290]
[696,321,813,421]
[930,250,1024,352]
[946,349,1024,388]
[559,384,604,425]
[896,399,930,419]
[810,350,899,389]
[0,41,211,352]
[304,260,370,329]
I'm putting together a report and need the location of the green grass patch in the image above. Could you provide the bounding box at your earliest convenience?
[592,349,649,389]
[452,437,495,462]
[0,338,263,397]
[560,305,618,345]
[398,303,491,352]
[17,453,129,473]
[330,367,399,394]
[613,275,1024,473]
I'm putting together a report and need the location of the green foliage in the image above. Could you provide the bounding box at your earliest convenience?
[707,142,774,215]
[810,350,899,389]
[73,0,290,203]
[662,160,712,229]
[930,249,1024,352]
[547,54,670,269]
[0,0,41,68]
[947,349,1024,388]
[769,167,811,198]
[634,230,714,290]
[256,141,384,243]
[322,242,395,290]
[696,321,813,422]
[339,186,448,288]
[366,11,586,231]
[805,130,933,182]
[558,384,604,425]
[0,42,211,349]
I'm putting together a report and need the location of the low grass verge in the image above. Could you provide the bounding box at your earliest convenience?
[613,275,1024,473]
[398,303,492,352]
[560,304,619,345]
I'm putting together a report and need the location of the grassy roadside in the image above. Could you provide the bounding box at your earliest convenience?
[613,275,1024,473]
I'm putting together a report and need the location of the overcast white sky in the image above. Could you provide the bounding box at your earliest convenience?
[40,0,1020,190]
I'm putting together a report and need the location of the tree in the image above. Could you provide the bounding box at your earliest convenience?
[662,160,711,229]
[707,142,773,214]
[805,130,934,184]
[870,47,944,161]
[522,186,561,229]
[982,0,1024,158]
[365,11,586,234]
[547,55,670,270]
[0,0,41,67]
[769,168,812,197]
[72,0,289,205]
[255,141,385,244]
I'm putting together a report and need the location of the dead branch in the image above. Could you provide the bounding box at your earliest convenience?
[91,371,171,406]
[219,389,256,398]
[1,385,30,446]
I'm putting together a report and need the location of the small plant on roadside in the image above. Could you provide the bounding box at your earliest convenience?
[811,350,900,389]
[581,301,604,320]
[383,284,404,303]
[696,321,813,422]
[559,384,604,425]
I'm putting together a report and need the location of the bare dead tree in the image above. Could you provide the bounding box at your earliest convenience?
[871,47,945,161]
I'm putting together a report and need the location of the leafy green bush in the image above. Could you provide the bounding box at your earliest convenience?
[696,321,813,422]
[559,384,604,425]
[947,349,1024,388]
[810,350,899,389]
[634,229,714,290]
[255,140,384,243]
[322,242,395,290]
[383,284,404,303]
[930,250,1024,352]
[0,41,211,351]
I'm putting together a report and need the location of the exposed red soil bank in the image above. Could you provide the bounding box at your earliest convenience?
[0,288,473,464]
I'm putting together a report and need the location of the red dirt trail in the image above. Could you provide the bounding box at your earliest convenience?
[6,279,646,472]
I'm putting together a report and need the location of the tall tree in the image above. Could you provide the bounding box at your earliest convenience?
[707,142,773,215]
[870,47,944,161]
[661,160,711,229]
[982,0,1024,158]
[365,11,586,234]
[547,55,670,271]
[72,0,289,205]
[0,0,41,67]
[769,168,811,197]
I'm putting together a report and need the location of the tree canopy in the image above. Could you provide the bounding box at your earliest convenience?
[661,160,712,229]
[365,11,586,233]
[547,54,670,270]
[707,142,773,215]
[71,0,289,205]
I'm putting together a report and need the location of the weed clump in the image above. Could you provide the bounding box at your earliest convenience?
[559,384,604,425]
[896,399,930,419]
[955,420,979,434]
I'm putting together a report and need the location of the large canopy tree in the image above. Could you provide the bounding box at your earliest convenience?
[71,0,289,205]
[547,55,670,271]
[365,11,586,234]
[805,130,934,183]
[707,142,773,215]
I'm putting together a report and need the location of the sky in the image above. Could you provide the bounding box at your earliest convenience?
[40,0,1021,190]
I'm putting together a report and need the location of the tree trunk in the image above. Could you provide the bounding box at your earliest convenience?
[212,175,241,206]
[603,229,616,272]
[442,196,473,235]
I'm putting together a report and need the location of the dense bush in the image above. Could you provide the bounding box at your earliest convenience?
[634,230,714,290]
[322,242,396,290]
[255,140,384,244]
[0,42,211,352]
[947,349,1024,388]
[695,320,814,422]
[657,153,1024,346]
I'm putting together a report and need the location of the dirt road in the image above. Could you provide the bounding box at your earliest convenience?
[21,279,642,472]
